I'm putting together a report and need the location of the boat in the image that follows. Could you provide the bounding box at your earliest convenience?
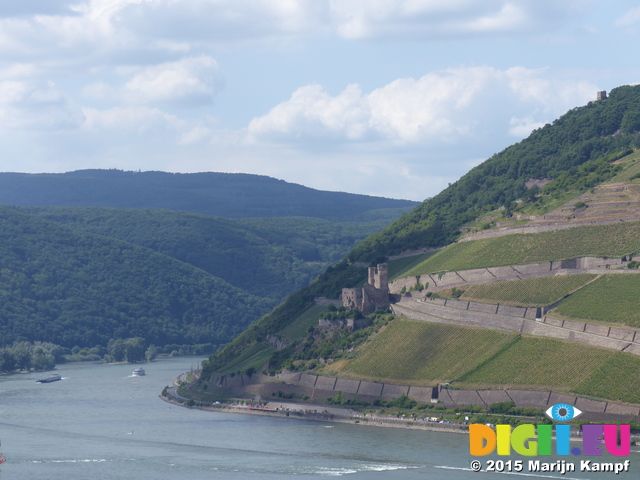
[132,367,145,377]
[0,439,5,464]
[36,373,61,383]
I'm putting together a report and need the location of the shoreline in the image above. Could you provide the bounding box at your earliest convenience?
[161,380,639,443]
[159,392,469,434]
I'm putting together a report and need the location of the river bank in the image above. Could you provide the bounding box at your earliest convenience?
[160,392,469,433]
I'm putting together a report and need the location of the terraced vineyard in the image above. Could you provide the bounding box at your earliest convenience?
[461,274,597,306]
[455,336,614,390]
[573,352,640,404]
[215,342,274,375]
[553,274,640,327]
[340,318,518,385]
[399,221,640,277]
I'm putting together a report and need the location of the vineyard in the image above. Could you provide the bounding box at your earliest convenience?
[461,274,597,306]
[399,221,640,277]
[553,274,640,328]
[455,336,615,391]
[340,318,518,385]
[573,352,640,404]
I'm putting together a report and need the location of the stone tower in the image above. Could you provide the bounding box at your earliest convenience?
[597,90,607,101]
[342,263,390,315]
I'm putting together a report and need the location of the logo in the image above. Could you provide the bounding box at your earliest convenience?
[469,404,631,457]
[545,403,582,422]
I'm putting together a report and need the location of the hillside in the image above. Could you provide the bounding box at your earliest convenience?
[196,85,640,414]
[0,170,416,371]
[0,206,269,349]
[20,206,397,303]
[0,170,417,219]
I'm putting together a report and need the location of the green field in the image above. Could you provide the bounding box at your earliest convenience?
[335,318,640,404]
[573,352,640,404]
[553,274,640,327]
[456,336,614,390]
[340,319,518,385]
[461,274,597,306]
[399,221,640,277]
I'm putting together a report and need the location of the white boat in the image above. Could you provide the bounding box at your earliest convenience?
[132,367,145,376]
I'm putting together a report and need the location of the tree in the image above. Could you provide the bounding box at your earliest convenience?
[145,344,158,362]
[124,337,146,363]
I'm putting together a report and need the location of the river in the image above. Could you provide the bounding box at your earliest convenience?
[0,357,636,479]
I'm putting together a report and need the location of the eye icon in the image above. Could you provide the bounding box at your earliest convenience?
[545,403,582,422]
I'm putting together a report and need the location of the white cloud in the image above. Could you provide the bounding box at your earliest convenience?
[328,0,593,39]
[84,56,223,106]
[82,105,184,132]
[615,6,640,29]
[247,84,371,143]
[0,1,593,65]
[0,80,85,130]
[247,66,597,147]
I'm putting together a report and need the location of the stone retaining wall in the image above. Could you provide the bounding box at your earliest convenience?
[206,371,640,421]
[392,299,640,354]
[389,256,629,294]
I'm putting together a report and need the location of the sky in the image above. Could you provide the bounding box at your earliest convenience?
[1,1,640,201]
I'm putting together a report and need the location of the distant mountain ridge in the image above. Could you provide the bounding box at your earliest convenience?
[0,170,417,218]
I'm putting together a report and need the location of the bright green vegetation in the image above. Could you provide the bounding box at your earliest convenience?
[458,336,640,404]
[461,274,597,306]
[400,221,640,277]
[338,320,640,404]
[387,251,439,281]
[605,149,640,183]
[277,305,328,343]
[515,190,583,216]
[350,85,640,263]
[573,353,640,404]
[456,337,613,389]
[340,319,518,385]
[215,343,275,376]
[553,274,640,327]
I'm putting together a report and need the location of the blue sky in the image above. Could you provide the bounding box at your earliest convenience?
[1,1,639,201]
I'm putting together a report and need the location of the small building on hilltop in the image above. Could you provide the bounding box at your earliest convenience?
[342,263,390,315]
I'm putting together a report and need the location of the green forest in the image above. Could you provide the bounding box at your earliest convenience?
[0,176,413,372]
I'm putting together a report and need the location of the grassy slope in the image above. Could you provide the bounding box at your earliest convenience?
[460,274,597,307]
[339,319,518,385]
[335,318,640,404]
[400,221,640,277]
[553,274,640,327]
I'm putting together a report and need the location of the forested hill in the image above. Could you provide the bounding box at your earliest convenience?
[349,84,640,263]
[0,206,269,349]
[0,170,417,219]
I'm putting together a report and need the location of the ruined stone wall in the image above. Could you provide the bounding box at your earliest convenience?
[343,263,390,314]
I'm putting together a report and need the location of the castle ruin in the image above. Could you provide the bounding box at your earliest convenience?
[342,264,390,315]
